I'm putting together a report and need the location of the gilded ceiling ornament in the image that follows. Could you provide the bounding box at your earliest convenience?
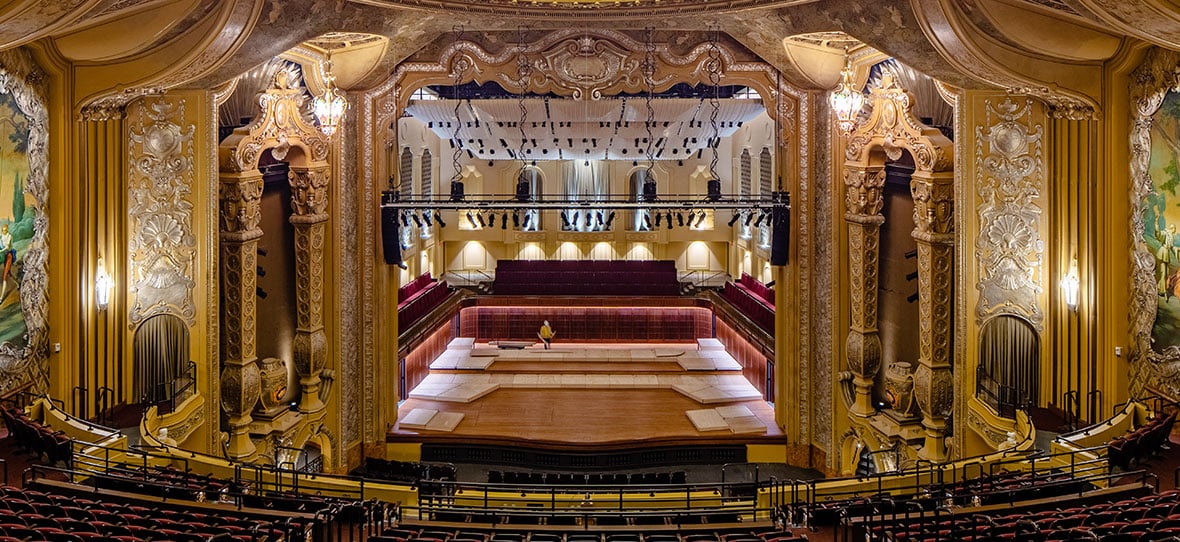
[128,98,197,327]
[974,97,1045,329]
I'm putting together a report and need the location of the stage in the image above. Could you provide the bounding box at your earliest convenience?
[389,340,785,456]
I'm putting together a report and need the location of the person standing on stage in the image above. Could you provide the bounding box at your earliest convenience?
[538,320,555,349]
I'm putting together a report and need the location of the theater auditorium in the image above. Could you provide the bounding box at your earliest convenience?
[1,1,1180,541]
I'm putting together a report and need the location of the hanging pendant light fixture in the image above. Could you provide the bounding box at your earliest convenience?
[829,50,864,136]
[312,51,348,137]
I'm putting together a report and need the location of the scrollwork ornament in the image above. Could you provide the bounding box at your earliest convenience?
[128,98,197,327]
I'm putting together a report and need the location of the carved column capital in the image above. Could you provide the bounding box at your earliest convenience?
[911,176,955,240]
[289,166,330,221]
[219,175,264,241]
[844,165,886,220]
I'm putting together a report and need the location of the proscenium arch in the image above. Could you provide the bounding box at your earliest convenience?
[841,69,955,461]
[361,28,814,446]
[216,66,333,459]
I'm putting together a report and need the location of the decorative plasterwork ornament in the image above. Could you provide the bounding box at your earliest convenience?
[128,98,197,327]
[845,73,953,173]
[223,66,329,173]
[0,48,50,395]
[974,98,1045,329]
[1129,48,1180,397]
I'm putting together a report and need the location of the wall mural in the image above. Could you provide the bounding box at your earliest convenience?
[0,50,49,395]
[1131,49,1180,397]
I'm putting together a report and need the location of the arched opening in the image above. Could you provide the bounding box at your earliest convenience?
[978,315,1039,417]
[133,314,191,409]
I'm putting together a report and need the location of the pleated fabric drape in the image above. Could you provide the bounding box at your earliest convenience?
[979,315,1039,407]
[133,314,189,404]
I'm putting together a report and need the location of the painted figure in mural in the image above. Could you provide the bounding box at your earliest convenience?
[0,224,13,302]
[1157,223,1180,296]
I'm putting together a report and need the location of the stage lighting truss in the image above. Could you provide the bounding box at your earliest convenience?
[381,190,789,232]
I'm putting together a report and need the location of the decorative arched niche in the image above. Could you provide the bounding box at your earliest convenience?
[842,70,954,461]
[216,66,332,458]
[0,50,49,397]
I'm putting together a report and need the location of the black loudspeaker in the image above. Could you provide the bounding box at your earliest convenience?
[515,179,532,202]
[770,204,790,266]
[641,180,657,202]
[381,205,403,266]
[706,178,722,201]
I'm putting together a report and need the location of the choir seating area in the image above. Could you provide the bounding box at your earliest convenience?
[492,261,680,297]
[400,273,453,334]
[719,275,774,334]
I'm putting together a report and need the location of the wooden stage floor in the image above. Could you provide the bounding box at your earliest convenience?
[390,342,783,450]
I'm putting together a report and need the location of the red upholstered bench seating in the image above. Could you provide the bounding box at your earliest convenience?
[397,273,453,334]
[735,273,774,308]
[492,260,680,296]
[721,280,774,333]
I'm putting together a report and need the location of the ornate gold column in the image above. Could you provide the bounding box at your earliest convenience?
[844,164,885,417]
[218,174,263,457]
[289,166,330,413]
[911,171,955,461]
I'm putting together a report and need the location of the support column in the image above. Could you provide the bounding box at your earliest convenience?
[911,172,955,461]
[844,165,886,417]
[218,175,264,457]
[289,166,330,413]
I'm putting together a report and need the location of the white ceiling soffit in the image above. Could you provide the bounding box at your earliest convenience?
[404,97,767,161]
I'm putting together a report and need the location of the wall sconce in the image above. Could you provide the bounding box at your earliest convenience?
[95,257,113,310]
[1060,260,1079,311]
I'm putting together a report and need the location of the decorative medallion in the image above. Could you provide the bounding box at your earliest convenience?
[974,98,1044,328]
[128,98,197,327]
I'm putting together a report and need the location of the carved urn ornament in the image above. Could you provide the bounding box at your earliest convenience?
[257,356,290,415]
[883,361,916,418]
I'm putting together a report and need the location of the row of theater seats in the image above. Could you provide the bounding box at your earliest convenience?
[487,471,687,486]
[1109,410,1177,470]
[355,458,457,484]
[92,464,231,502]
[734,274,774,307]
[399,273,451,334]
[492,260,680,297]
[0,485,307,542]
[369,526,808,542]
[0,406,72,465]
[719,283,773,333]
[874,488,1180,541]
[797,467,1099,527]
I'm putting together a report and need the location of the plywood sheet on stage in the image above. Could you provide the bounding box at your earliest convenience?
[394,388,780,445]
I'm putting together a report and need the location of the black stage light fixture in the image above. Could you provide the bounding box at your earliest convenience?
[584,212,593,229]
[561,211,571,228]
[476,213,486,228]
[467,211,477,228]
[571,212,580,229]
[685,212,696,228]
[744,211,754,226]
[643,214,651,230]
[487,213,496,228]
[256,287,268,299]
[655,213,662,228]
[512,212,520,228]
[411,213,422,227]
[422,211,433,227]
[676,212,684,227]
[754,212,766,228]
[522,213,532,230]
[501,214,508,229]
[435,212,446,228]
[596,212,604,227]
[400,212,410,227]
[605,211,616,228]
[727,211,741,227]
[665,212,673,230]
